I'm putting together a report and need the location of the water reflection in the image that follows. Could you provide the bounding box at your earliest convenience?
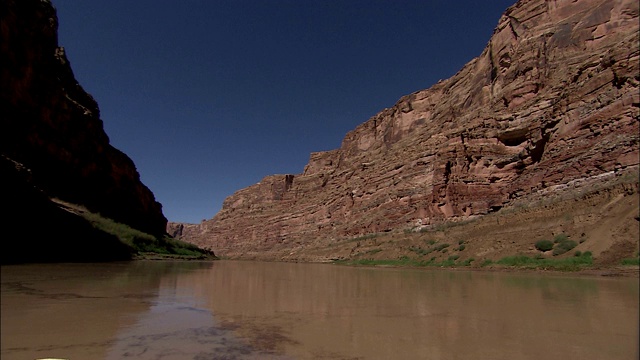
[177,262,639,360]
[1,262,162,359]
[105,289,280,360]
[1,262,282,360]
[2,261,638,360]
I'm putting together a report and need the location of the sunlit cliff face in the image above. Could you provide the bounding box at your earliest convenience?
[173,0,639,258]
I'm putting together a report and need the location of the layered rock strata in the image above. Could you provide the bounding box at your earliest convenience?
[172,0,639,258]
[1,0,167,261]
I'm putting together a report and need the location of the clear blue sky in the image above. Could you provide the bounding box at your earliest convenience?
[53,0,515,223]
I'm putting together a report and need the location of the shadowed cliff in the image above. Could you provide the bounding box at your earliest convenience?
[0,0,172,263]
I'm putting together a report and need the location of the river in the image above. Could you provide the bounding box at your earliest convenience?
[1,261,638,360]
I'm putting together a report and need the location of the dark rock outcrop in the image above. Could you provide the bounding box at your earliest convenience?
[172,0,639,259]
[1,0,167,262]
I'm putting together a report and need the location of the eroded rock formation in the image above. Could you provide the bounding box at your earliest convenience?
[1,0,167,262]
[172,0,639,259]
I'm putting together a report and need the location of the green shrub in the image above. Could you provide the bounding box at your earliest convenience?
[574,251,582,257]
[481,259,493,267]
[553,234,569,243]
[553,239,578,256]
[409,246,422,255]
[81,211,209,258]
[440,259,456,267]
[621,257,640,265]
[434,243,450,252]
[457,244,466,251]
[493,252,593,271]
[535,240,554,252]
[496,255,538,266]
[448,255,460,261]
[458,239,465,245]
[460,258,475,266]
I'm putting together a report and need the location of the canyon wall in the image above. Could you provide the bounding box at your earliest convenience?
[172,0,639,259]
[1,0,167,262]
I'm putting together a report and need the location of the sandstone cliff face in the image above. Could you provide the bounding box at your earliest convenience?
[172,0,639,258]
[1,0,167,260]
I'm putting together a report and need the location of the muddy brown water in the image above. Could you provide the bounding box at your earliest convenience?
[1,261,638,360]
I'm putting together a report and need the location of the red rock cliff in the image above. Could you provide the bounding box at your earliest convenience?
[172,0,639,257]
[1,0,167,237]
